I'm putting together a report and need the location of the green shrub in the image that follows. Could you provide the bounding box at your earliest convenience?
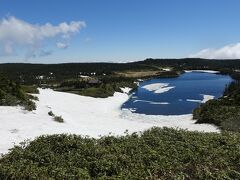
[48,111,63,123]
[0,76,36,111]
[0,128,240,179]
[27,94,39,101]
[22,100,36,111]
[21,85,39,94]
[48,111,54,116]
[77,86,115,98]
[194,80,240,132]
[54,116,64,123]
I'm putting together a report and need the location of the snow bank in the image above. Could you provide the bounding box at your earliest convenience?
[121,110,218,132]
[0,89,219,155]
[142,83,175,94]
[202,95,215,103]
[186,94,215,103]
[120,87,132,94]
[162,68,171,71]
[185,70,219,74]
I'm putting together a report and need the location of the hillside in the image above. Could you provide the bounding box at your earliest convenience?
[193,80,240,131]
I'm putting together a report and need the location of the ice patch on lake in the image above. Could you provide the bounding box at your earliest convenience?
[185,70,219,74]
[133,99,169,105]
[201,94,215,103]
[142,83,175,94]
[186,99,202,103]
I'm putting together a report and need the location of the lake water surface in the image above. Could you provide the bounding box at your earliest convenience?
[122,72,233,115]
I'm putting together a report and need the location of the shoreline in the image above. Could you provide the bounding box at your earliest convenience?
[184,70,220,74]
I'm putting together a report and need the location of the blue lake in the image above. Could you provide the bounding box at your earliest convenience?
[122,72,233,115]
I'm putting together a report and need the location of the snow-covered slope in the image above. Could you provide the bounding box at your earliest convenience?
[0,88,219,154]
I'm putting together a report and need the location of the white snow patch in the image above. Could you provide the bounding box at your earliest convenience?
[120,87,132,94]
[185,70,219,74]
[133,99,169,105]
[162,68,171,71]
[128,108,137,112]
[36,75,44,80]
[142,83,175,94]
[186,94,215,103]
[201,94,215,103]
[121,110,219,132]
[186,99,202,103]
[0,89,219,155]
[134,81,140,86]
[79,75,89,78]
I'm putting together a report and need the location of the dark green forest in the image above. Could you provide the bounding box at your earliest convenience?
[1,58,240,98]
[0,62,156,85]
[1,58,240,85]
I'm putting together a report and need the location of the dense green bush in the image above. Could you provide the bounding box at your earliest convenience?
[54,116,64,123]
[47,111,64,123]
[56,79,137,98]
[194,80,240,131]
[22,99,36,111]
[21,85,39,94]
[0,128,240,179]
[48,111,54,116]
[77,86,115,98]
[0,76,36,110]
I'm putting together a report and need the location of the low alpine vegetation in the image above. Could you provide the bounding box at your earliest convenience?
[0,76,37,111]
[48,111,64,123]
[194,80,240,131]
[48,111,54,116]
[0,128,240,179]
[54,116,64,123]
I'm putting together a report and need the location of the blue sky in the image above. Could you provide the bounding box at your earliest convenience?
[0,0,240,63]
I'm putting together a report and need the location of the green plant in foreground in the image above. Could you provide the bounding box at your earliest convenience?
[0,127,240,179]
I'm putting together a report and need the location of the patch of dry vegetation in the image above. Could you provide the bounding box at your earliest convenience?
[114,70,161,78]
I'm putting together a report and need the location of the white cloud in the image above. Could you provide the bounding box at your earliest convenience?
[0,16,86,58]
[190,43,240,59]
[56,42,68,49]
